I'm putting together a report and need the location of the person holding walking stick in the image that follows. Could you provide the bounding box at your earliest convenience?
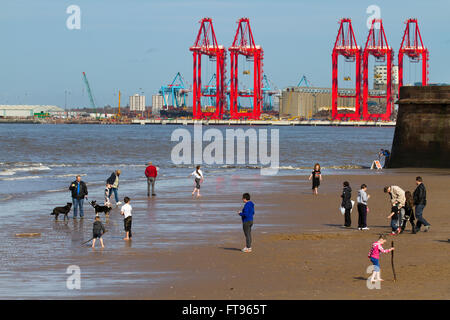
[368,234,394,283]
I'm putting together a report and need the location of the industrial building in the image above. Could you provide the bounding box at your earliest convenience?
[279,87,390,119]
[129,94,146,112]
[0,105,64,118]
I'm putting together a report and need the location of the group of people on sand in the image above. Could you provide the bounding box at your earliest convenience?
[307,163,431,235]
[383,176,430,235]
[69,169,131,248]
[66,163,254,252]
[308,162,432,283]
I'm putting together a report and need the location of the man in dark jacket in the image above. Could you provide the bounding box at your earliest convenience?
[413,176,430,232]
[69,175,88,218]
[341,181,352,228]
[106,170,121,205]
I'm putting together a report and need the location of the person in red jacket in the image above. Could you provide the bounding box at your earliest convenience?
[145,161,157,197]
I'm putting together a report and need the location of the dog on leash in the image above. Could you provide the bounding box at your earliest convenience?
[51,203,72,220]
[90,200,112,216]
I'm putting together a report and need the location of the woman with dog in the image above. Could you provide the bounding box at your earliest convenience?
[106,170,121,205]
[69,175,88,219]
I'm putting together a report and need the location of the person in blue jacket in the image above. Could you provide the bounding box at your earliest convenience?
[238,193,255,253]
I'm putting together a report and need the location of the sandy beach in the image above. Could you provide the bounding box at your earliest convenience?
[4,169,449,300]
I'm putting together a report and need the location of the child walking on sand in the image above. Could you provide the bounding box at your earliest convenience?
[120,197,132,240]
[387,205,401,235]
[190,165,204,198]
[308,163,322,195]
[92,216,105,248]
[368,234,394,283]
[238,193,255,253]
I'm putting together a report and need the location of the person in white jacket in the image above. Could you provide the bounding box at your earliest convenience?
[190,165,204,198]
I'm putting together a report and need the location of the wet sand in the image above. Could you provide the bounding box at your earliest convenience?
[3,170,450,299]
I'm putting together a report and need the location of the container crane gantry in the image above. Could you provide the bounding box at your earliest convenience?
[229,18,263,120]
[332,18,361,121]
[362,18,393,121]
[159,72,189,109]
[190,18,226,120]
[398,18,429,95]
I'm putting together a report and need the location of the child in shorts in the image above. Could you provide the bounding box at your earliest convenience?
[92,216,105,248]
[120,197,132,240]
[368,234,394,283]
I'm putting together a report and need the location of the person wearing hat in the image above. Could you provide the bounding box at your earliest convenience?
[145,161,158,197]
[107,169,121,205]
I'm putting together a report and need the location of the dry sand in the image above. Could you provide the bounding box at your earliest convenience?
[89,171,450,300]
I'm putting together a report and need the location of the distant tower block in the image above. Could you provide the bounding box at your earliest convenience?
[332,18,362,121]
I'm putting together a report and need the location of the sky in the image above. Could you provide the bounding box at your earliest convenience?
[0,0,449,108]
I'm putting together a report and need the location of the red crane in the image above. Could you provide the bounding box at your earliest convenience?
[332,18,362,121]
[398,18,429,94]
[229,18,263,120]
[362,19,393,121]
[190,18,226,120]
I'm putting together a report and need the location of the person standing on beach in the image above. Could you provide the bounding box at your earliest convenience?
[401,191,416,234]
[145,161,157,197]
[368,234,394,283]
[238,193,254,253]
[69,175,88,219]
[341,181,352,228]
[120,197,132,240]
[413,176,430,232]
[308,163,322,195]
[190,165,204,198]
[107,170,121,205]
[357,184,370,230]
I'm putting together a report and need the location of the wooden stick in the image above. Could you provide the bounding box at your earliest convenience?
[15,233,41,237]
[391,240,397,282]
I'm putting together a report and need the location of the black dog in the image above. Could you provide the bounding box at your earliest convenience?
[90,200,112,216]
[51,203,72,220]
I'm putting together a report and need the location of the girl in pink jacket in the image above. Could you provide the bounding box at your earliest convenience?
[368,234,394,283]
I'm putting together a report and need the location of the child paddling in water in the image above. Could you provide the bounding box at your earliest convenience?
[308,163,322,195]
[368,234,394,283]
[92,216,105,248]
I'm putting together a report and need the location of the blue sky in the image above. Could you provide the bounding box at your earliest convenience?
[0,0,449,108]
